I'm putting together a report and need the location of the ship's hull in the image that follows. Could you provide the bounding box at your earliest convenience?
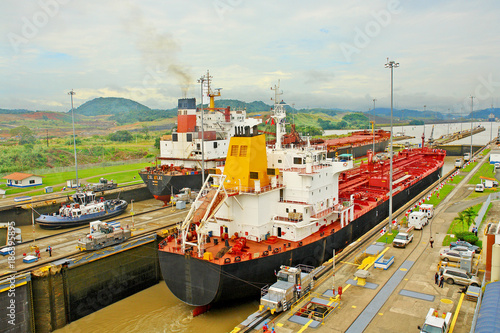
[159,167,443,306]
[334,139,389,158]
[35,200,128,229]
[139,172,203,203]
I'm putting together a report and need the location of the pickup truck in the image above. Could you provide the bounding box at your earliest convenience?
[418,308,452,333]
[392,231,413,248]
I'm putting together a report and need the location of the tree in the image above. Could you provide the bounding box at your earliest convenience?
[108,130,133,142]
[463,207,478,230]
[453,211,468,232]
[10,126,35,145]
[141,125,150,139]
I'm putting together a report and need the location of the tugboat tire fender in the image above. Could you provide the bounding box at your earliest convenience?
[234,256,241,262]
[273,248,279,254]
[224,258,231,264]
[263,251,269,256]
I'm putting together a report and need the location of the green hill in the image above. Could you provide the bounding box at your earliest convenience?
[74,97,151,116]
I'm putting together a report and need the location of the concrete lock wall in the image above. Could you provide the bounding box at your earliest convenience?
[64,242,160,322]
[31,266,67,332]
[0,281,34,333]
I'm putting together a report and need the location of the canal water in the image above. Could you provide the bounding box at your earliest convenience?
[54,122,494,333]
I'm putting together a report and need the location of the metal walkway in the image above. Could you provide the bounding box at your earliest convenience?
[346,260,415,333]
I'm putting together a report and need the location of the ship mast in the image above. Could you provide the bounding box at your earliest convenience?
[270,81,287,149]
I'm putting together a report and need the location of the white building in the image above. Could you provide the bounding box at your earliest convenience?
[2,172,43,187]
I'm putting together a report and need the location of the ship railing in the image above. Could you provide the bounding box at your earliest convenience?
[261,284,270,297]
[311,207,335,219]
[227,183,284,195]
[296,264,315,274]
[273,215,303,223]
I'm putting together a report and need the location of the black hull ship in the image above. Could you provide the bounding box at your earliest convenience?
[158,92,446,306]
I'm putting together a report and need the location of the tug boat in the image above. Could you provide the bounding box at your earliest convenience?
[158,87,446,306]
[35,191,128,229]
[139,73,261,205]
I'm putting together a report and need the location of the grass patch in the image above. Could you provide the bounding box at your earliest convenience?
[377,229,399,243]
[467,188,498,200]
[468,162,496,184]
[462,161,478,173]
[448,174,465,184]
[2,162,150,196]
[442,234,456,246]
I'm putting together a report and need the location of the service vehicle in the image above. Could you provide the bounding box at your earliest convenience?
[495,162,500,169]
[418,308,452,333]
[455,158,463,168]
[464,152,471,161]
[260,264,323,314]
[419,204,434,219]
[408,211,428,230]
[450,240,480,253]
[77,220,131,251]
[392,230,414,248]
[442,267,481,287]
[475,184,485,192]
[86,178,117,191]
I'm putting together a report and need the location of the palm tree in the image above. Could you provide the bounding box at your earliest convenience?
[453,211,468,232]
[463,207,478,231]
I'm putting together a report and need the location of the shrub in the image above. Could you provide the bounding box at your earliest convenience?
[462,234,479,244]
[454,231,478,244]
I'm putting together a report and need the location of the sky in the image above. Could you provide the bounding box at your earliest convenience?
[1,0,500,114]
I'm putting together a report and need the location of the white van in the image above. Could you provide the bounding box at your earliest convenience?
[408,211,428,230]
[464,153,471,161]
[455,158,463,168]
[475,184,484,192]
[419,204,434,219]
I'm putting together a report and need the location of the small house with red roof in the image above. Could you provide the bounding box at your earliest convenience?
[2,172,43,187]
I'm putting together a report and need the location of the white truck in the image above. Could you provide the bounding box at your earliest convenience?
[464,152,471,162]
[260,265,323,314]
[419,204,434,220]
[454,158,463,168]
[393,229,414,248]
[408,211,428,230]
[418,308,452,333]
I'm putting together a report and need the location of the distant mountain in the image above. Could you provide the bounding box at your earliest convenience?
[365,108,451,120]
[0,108,33,114]
[210,99,273,113]
[74,97,151,116]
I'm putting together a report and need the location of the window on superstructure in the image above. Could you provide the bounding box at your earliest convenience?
[187,133,192,142]
[239,145,248,157]
[293,157,302,164]
[250,172,258,179]
[286,208,289,213]
[172,133,178,142]
[230,145,239,156]
[213,142,218,148]
[278,159,282,164]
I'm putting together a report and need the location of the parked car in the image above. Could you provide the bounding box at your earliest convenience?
[495,162,500,169]
[442,267,481,287]
[450,241,481,253]
[439,249,473,262]
[475,184,484,192]
[449,246,477,257]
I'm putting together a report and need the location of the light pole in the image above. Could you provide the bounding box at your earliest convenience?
[448,108,450,136]
[470,96,475,157]
[385,58,399,233]
[68,89,78,188]
[197,72,208,185]
[372,98,377,153]
[131,199,135,228]
[423,105,426,141]
[490,104,493,143]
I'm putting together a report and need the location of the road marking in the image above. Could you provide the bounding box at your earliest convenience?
[297,319,314,333]
[449,293,465,332]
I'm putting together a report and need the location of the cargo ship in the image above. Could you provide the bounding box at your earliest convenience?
[139,74,261,205]
[158,90,446,306]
